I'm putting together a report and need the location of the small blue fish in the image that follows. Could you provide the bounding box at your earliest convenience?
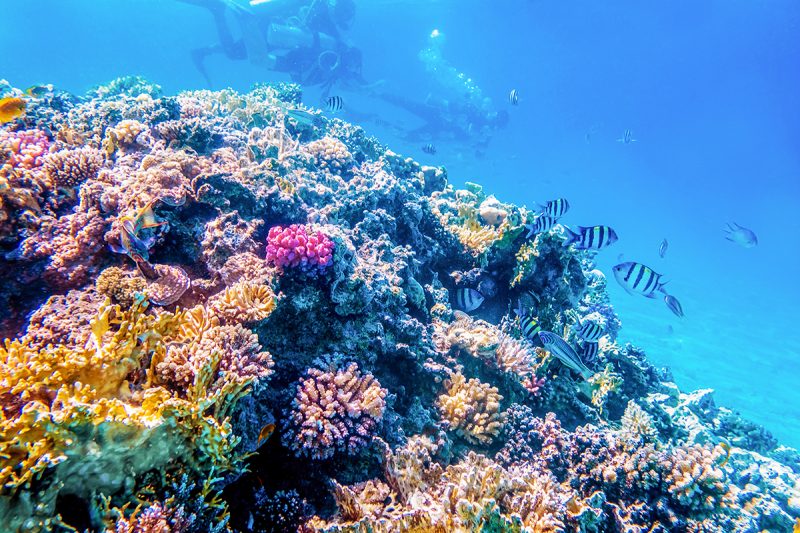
[664,294,684,317]
[538,198,570,218]
[724,222,757,248]
[612,261,667,299]
[525,215,558,238]
[617,129,637,144]
[563,225,618,250]
[455,288,484,312]
[659,238,668,258]
[538,331,594,380]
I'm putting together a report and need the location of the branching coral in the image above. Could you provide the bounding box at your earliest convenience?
[436,373,504,445]
[266,224,334,272]
[42,146,104,189]
[284,361,387,460]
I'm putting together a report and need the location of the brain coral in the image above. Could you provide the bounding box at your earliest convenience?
[284,361,387,460]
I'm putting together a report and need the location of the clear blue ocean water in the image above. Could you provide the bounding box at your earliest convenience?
[2,0,799,447]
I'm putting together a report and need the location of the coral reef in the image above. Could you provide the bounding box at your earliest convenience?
[0,78,796,532]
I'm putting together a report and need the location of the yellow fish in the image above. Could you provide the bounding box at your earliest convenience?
[0,97,26,124]
[257,423,276,446]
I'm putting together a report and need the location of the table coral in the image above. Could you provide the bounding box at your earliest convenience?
[437,373,504,445]
[284,361,387,460]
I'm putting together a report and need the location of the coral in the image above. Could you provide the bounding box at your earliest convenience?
[436,373,504,445]
[248,488,310,533]
[42,146,104,188]
[303,136,354,174]
[217,252,272,285]
[103,119,150,156]
[21,287,105,349]
[619,400,659,445]
[284,361,387,460]
[146,264,191,306]
[96,266,147,307]
[664,443,734,513]
[201,211,263,274]
[208,281,276,324]
[0,128,50,172]
[266,224,334,272]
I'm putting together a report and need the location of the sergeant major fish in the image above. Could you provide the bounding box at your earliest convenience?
[664,294,684,317]
[659,238,668,258]
[538,331,594,380]
[509,89,519,106]
[455,288,485,312]
[525,214,558,238]
[617,129,637,144]
[612,261,667,298]
[325,95,344,113]
[422,143,437,155]
[579,341,599,365]
[538,198,570,218]
[574,320,605,342]
[563,225,618,250]
[724,222,757,248]
[514,301,542,341]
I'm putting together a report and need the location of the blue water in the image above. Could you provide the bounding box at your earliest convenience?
[3,0,799,447]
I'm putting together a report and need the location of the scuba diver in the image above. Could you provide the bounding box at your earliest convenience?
[179,0,365,96]
[375,29,509,156]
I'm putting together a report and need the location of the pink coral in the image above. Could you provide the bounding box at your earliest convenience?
[284,362,387,460]
[0,129,50,172]
[266,224,333,272]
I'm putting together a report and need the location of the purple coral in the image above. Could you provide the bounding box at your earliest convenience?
[266,224,333,273]
[283,362,387,460]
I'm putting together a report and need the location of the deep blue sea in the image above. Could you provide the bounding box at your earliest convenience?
[2,0,799,447]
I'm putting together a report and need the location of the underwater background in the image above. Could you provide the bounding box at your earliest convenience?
[1,1,800,531]
[4,0,795,446]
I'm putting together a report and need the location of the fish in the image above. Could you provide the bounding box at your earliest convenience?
[509,89,519,105]
[286,108,317,126]
[563,225,618,250]
[574,320,605,342]
[659,238,668,258]
[617,129,637,144]
[524,215,558,238]
[612,261,667,299]
[538,198,570,218]
[422,143,437,155]
[664,294,684,318]
[0,97,26,124]
[512,302,542,341]
[257,423,276,446]
[538,330,594,380]
[579,341,599,365]
[25,85,52,98]
[108,203,166,263]
[325,95,344,112]
[724,222,757,248]
[455,287,485,312]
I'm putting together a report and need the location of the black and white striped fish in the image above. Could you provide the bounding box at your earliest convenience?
[579,341,599,365]
[612,261,667,299]
[664,294,684,317]
[525,214,558,238]
[422,143,437,155]
[575,320,605,342]
[325,95,344,112]
[563,225,618,250]
[617,129,637,144]
[519,314,542,341]
[538,198,570,218]
[509,89,519,105]
[538,331,594,380]
[455,288,485,312]
[659,238,668,258]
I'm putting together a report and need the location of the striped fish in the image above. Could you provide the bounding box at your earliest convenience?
[612,262,667,299]
[325,95,344,112]
[563,225,618,250]
[664,294,684,317]
[422,143,437,155]
[659,238,668,258]
[538,198,570,218]
[455,288,484,312]
[525,214,558,238]
[580,341,599,365]
[519,314,542,341]
[575,320,604,342]
[509,89,519,105]
[538,331,594,380]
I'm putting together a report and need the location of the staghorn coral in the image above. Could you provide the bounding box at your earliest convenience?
[436,373,504,445]
[266,224,334,272]
[208,280,276,324]
[284,361,387,460]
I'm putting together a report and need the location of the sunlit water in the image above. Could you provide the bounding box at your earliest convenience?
[2,0,798,446]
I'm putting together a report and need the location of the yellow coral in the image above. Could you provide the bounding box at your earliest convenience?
[208,281,276,323]
[511,240,541,288]
[436,373,504,445]
[96,266,147,307]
